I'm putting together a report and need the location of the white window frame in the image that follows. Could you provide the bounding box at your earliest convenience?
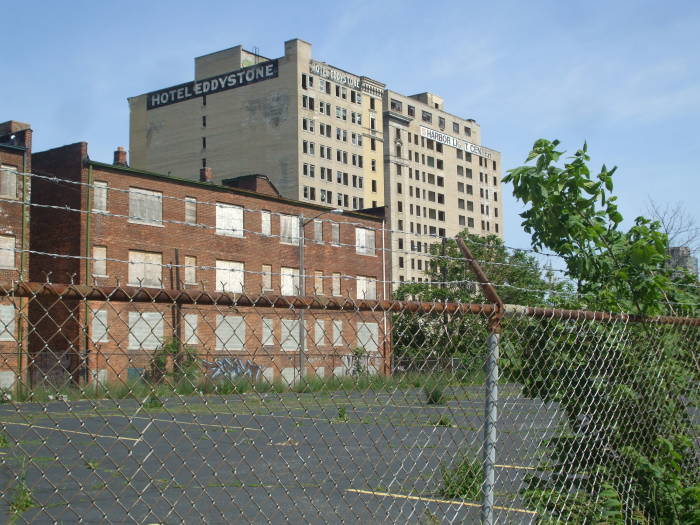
[128,187,163,226]
[216,202,244,238]
[215,260,244,293]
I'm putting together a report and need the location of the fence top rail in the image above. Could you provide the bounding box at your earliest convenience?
[1,281,698,326]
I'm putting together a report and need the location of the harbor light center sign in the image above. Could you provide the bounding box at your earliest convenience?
[419,126,494,160]
[146,60,279,110]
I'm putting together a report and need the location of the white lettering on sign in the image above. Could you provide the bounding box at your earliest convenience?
[419,126,494,160]
[309,61,360,89]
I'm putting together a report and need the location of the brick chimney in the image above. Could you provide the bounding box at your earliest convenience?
[200,167,212,182]
[113,147,128,166]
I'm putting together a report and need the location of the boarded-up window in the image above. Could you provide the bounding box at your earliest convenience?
[129,188,162,226]
[93,246,107,276]
[332,273,341,296]
[281,319,300,350]
[356,276,377,300]
[128,250,162,287]
[262,318,274,346]
[0,304,16,341]
[184,313,198,345]
[333,320,343,346]
[261,211,271,236]
[355,227,375,255]
[215,315,245,350]
[216,203,244,237]
[93,181,108,212]
[92,309,109,343]
[280,215,299,244]
[357,322,379,352]
[0,235,15,269]
[0,165,17,199]
[261,265,272,291]
[128,312,163,350]
[216,260,244,293]
[184,256,197,284]
[314,220,323,243]
[314,271,323,295]
[185,197,197,224]
[314,319,325,346]
[281,267,300,296]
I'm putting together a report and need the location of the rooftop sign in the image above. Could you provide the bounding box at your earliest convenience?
[146,60,279,110]
[309,61,360,89]
[419,126,494,160]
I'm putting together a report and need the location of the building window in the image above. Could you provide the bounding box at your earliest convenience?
[128,312,163,350]
[332,273,341,296]
[314,271,323,295]
[465,126,472,137]
[0,235,15,269]
[280,215,300,244]
[331,223,340,245]
[184,256,197,284]
[356,276,377,300]
[262,264,272,292]
[0,304,16,342]
[422,111,432,123]
[281,319,300,350]
[215,260,244,293]
[0,165,17,199]
[216,203,244,237]
[407,105,415,117]
[390,99,403,112]
[281,267,300,295]
[92,246,107,277]
[262,318,274,346]
[261,210,271,236]
[438,117,445,129]
[459,215,466,227]
[92,310,109,343]
[128,250,162,287]
[314,220,323,243]
[314,319,325,346]
[467,200,474,212]
[184,313,199,345]
[355,228,376,255]
[185,197,197,224]
[357,322,379,352]
[215,315,245,351]
[93,181,108,212]
[468,217,475,228]
[332,320,343,346]
[128,188,162,226]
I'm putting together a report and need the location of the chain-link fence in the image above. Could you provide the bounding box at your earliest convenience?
[0,277,697,524]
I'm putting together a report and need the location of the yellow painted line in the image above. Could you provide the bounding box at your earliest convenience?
[128,415,261,433]
[1,421,140,442]
[495,464,536,470]
[346,488,537,515]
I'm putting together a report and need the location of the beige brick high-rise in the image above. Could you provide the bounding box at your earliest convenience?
[128,39,503,286]
[129,39,385,212]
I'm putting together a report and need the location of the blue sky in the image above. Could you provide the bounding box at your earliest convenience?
[3,0,699,253]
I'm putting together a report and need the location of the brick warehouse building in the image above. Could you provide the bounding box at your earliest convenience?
[29,141,390,387]
[0,121,32,391]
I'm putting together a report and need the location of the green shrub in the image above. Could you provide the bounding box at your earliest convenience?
[423,383,446,405]
[440,452,482,501]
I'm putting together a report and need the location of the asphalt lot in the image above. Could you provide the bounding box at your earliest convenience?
[0,385,555,524]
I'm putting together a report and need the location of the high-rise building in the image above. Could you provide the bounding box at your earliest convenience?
[669,246,698,278]
[128,39,503,284]
[129,39,385,212]
[382,90,502,284]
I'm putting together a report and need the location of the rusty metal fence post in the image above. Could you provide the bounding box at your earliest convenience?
[457,238,504,525]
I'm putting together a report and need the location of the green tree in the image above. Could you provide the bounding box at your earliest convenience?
[391,232,571,373]
[503,139,700,523]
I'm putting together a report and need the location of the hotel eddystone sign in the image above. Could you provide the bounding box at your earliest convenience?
[146,60,279,110]
[420,126,494,160]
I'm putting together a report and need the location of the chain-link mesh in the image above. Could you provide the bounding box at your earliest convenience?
[0,281,697,523]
